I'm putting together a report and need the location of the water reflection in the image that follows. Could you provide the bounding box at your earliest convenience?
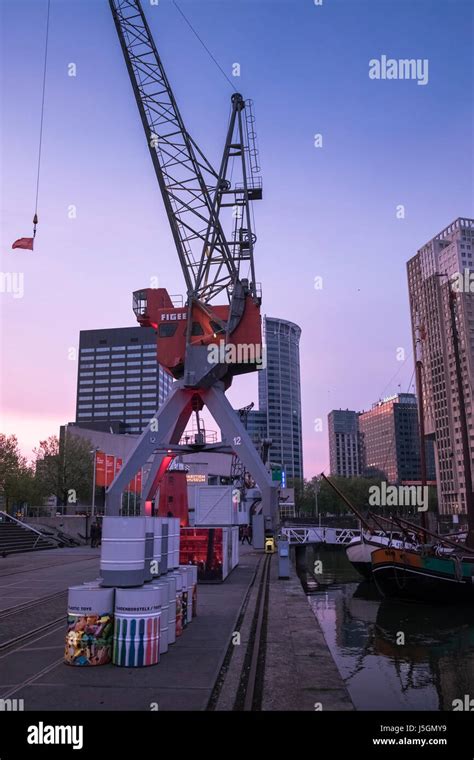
[303,546,474,711]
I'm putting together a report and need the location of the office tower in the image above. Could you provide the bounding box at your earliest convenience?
[328,409,361,477]
[76,326,173,434]
[407,217,474,515]
[358,393,435,484]
[258,316,303,480]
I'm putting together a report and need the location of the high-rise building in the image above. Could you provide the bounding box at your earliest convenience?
[76,326,173,434]
[328,409,362,477]
[258,316,303,480]
[407,217,474,515]
[358,393,435,484]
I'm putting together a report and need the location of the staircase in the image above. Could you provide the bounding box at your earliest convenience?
[0,513,58,556]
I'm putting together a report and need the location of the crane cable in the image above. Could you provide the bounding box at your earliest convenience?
[173,1,237,92]
[33,0,51,238]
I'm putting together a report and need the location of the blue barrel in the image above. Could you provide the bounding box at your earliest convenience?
[65,586,114,666]
[101,517,146,587]
[113,587,161,667]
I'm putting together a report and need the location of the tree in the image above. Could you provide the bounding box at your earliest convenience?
[0,434,29,512]
[34,434,93,508]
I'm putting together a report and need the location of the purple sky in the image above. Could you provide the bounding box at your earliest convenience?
[1,0,473,476]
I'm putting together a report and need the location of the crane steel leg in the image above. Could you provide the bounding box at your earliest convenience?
[105,379,279,529]
[105,382,193,514]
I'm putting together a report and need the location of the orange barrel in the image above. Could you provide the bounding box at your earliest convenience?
[179,566,195,624]
[151,581,169,654]
[144,517,154,582]
[101,516,146,587]
[65,586,114,666]
[113,587,161,667]
[152,517,162,580]
[159,518,169,575]
[169,570,186,633]
[160,575,178,644]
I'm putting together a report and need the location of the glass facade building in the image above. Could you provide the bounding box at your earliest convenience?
[75,326,173,434]
[328,410,362,476]
[258,316,303,480]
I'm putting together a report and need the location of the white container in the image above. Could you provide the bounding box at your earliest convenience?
[151,581,169,654]
[162,575,177,644]
[101,517,146,587]
[66,586,114,666]
[113,587,161,667]
[144,517,155,583]
[195,486,234,525]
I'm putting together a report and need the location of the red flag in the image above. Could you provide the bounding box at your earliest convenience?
[106,455,115,486]
[95,451,106,487]
[12,237,34,250]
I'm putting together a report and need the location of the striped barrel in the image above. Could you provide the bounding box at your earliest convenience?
[179,566,195,624]
[162,575,177,645]
[169,571,184,637]
[113,587,161,667]
[65,586,114,667]
[144,517,154,583]
[152,518,162,580]
[189,565,198,617]
[159,518,169,575]
[151,581,169,654]
[169,518,180,569]
[169,570,187,630]
[100,517,146,588]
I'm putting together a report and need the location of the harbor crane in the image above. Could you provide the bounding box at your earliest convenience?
[105,0,278,528]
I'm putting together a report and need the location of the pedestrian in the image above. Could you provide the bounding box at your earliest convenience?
[90,520,100,549]
[241,524,251,545]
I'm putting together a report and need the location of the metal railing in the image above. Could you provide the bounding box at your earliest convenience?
[281,525,360,546]
[0,511,56,549]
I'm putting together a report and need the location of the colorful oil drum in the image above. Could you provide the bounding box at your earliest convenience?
[65,586,114,667]
[188,565,198,617]
[113,587,161,667]
[170,570,188,629]
[162,575,177,644]
[169,571,184,637]
[151,581,169,654]
[179,566,195,624]
[101,516,146,588]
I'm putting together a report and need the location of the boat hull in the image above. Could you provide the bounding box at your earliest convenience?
[371,547,474,603]
[346,535,416,580]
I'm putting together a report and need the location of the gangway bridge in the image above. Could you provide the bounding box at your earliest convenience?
[281,525,360,546]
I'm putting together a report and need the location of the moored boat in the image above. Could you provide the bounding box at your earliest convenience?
[346,532,418,579]
[371,546,474,603]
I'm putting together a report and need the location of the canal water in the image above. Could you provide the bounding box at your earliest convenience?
[302,545,474,711]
